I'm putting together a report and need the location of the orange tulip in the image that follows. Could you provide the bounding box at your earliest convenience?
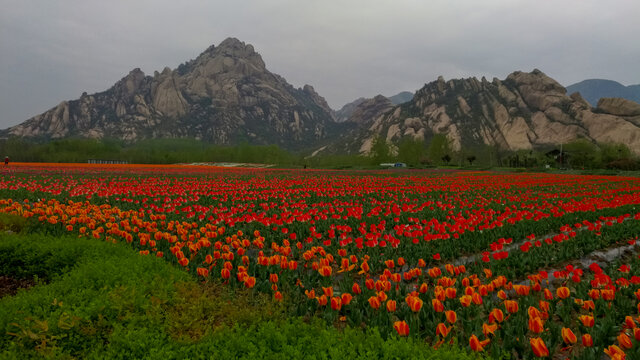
[497,290,507,300]
[352,282,362,294]
[445,287,457,299]
[419,282,428,294]
[436,322,451,338]
[305,289,316,299]
[579,314,595,328]
[196,267,209,277]
[543,288,553,300]
[617,333,633,350]
[393,321,409,336]
[316,294,328,306]
[432,298,444,312]
[472,292,483,305]
[528,306,542,319]
[386,300,397,312]
[504,300,519,313]
[489,308,505,323]
[469,334,490,352]
[602,289,615,301]
[634,327,640,342]
[582,300,595,311]
[588,289,600,300]
[330,296,342,311]
[459,295,472,307]
[269,273,278,283]
[604,345,626,360]
[368,296,381,310]
[407,295,423,312]
[341,293,353,306]
[482,322,498,337]
[624,315,636,329]
[244,276,256,289]
[445,310,457,324]
[530,337,549,357]
[581,333,593,347]
[528,317,544,334]
[322,286,334,298]
[556,286,570,299]
[274,291,283,302]
[561,327,577,344]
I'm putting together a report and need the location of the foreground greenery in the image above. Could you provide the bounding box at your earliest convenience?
[0,222,480,359]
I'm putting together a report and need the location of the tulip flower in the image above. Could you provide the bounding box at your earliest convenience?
[386,300,397,312]
[579,315,595,328]
[317,295,328,306]
[561,327,577,344]
[368,296,381,310]
[432,299,444,312]
[504,300,519,313]
[528,317,544,334]
[530,337,549,357]
[436,322,451,338]
[581,333,593,347]
[617,333,632,350]
[469,334,490,352]
[460,295,472,307]
[482,322,498,337]
[556,286,570,299]
[330,296,342,311]
[445,310,457,324]
[604,345,626,360]
[407,295,423,312]
[274,291,283,302]
[393,321,409,336]
[634,327,640,342]
[489,308,504,323]
[341,293,353,306]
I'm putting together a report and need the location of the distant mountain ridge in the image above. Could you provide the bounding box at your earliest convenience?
[4,38,640,156]
[566,79,640,106]
[319,70,640,156]
[2,38,338,150]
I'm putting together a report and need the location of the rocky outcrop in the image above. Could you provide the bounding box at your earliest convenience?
[4,38,337,150]
[597,98,640,117]
[320,69,640,156]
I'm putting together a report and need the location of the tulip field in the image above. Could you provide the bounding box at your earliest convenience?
[2,163,640,359]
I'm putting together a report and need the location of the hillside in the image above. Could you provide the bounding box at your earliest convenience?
[319,70,640,155]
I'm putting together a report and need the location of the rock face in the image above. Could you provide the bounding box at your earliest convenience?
[4,38,336,149]
[321,69,640,156]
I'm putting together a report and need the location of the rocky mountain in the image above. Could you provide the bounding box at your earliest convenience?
[566,79,640,106]
[319,69,640,156]
[334,97,367,122]
[2,38,337,150]
[334,91,413,123]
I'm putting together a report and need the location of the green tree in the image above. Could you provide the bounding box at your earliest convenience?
[564,139,598,169]
[397,138,425,166]
[598,142,631,167]
[427,134,452,165]
[370,136,392,165]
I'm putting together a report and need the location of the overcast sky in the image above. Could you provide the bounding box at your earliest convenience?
[1,0,638,129]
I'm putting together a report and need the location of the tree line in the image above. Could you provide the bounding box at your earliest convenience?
[0,136,637,170]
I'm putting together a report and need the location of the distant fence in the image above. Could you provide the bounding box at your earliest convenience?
[87,159,129,164]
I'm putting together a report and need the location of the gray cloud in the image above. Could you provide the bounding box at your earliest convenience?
[1,0,639,128]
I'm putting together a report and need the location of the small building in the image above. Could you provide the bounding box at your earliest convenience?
[380,162,406,168]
